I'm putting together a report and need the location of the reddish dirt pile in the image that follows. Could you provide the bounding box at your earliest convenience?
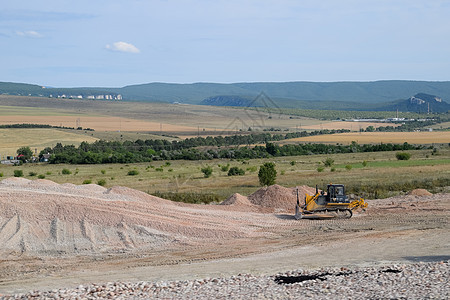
[407,189,433,196]
[247,184,316,213]
[1,179,304,257]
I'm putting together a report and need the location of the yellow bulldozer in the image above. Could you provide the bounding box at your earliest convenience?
[295,184,367,219]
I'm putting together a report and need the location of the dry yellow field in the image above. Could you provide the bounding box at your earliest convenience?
[0,115,201,132]
[0,128,98,157]
[299,121,399,131]
[281,131,450,144]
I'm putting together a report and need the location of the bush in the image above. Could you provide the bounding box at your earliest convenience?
[331,167,336,172]
[345,164,353,171]
[14,170,24,177]
[97,179,106,186]
[155,167,164,172]
[82,179,92,184]
[220,164,230,172]
[228,166,245,176]
[46,171,52,175]
[290,161,296,166]
[362,160,368,167]
[127,170,139,176]
[201,166,213,178]
[396,152,411,160]
[38,174,45,179]
[62,168,72,175]
[0,172,3,177]
[101,169,106,174]
[258,162,277,186]
[317,166,324,172]
[28,171,38,177]
[323,157,334,167]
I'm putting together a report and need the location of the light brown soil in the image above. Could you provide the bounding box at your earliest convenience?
[0,178,448,294]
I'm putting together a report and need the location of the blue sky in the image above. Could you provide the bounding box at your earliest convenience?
[1,0,449,87]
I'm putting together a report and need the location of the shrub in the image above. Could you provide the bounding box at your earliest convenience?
[0,172,3,177]
[97,179,106,186]
[396,152,411,160]
[101,169,106,174]
[345,164,353,171]
[62,168,72,175]
[46,171,52,175]
[258,162,277,186]
[362,160,368,167]
[155,167,164,172]
[82,179,92,184]
[290,161,296,166]
[228,166,245,176]
[28,171,38,177]
[331,167,336,172]
[323,157,334,167]
[127,170,139,176]
[220,164,230,172]
[201,166,213,178]
[14,170,24,177]
[317,166,324,172]
[165,162,171,166]
[38,174,45,179]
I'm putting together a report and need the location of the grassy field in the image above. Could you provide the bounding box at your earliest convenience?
[1,148,448,200]
[0,128,98,157]
[280,131,450,145]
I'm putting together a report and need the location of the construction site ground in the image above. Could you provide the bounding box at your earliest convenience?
[0,178,448,295]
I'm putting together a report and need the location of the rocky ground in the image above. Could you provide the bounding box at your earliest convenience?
[2,261,448,299]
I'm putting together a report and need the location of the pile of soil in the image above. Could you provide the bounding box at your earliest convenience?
[0,178,286,257]
[247,184,316,213]
[407,189,433,196]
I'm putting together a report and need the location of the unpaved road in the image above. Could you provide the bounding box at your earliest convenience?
[0,178,448,295]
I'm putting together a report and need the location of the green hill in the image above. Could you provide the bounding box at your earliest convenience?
[2,81,450,112]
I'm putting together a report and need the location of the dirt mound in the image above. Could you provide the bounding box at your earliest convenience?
[407,189,433,196]
[248,184,316,213]
[221,193,253,206]
[0,178,275,257]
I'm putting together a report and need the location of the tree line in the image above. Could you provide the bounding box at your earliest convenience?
[35,137,423,164]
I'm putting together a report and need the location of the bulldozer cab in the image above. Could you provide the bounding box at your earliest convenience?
[327,184,348,203]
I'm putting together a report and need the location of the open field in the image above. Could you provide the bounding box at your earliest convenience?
[0,128,98,157]
[0,96,399,137]
[1,148,448,200]
[298,121,399,130]
[281,131,450,145]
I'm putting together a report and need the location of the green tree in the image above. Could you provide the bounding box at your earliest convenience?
[17,146,33,161]
[258,162,277,186]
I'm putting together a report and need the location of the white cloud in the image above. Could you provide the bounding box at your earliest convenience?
[106,41,140,53]
[16,30,43,38]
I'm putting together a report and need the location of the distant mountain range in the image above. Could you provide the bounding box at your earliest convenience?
[1,80,450,112]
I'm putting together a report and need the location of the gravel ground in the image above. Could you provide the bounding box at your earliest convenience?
[2,261,448,299]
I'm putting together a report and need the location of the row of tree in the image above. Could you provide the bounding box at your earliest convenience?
[32,141,424,164]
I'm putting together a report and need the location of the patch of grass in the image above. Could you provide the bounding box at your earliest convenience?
[127,170,139,176]
[82,179,92,184]
[38,174,45,179]
[152,191,222,204]
[28,171,38,176]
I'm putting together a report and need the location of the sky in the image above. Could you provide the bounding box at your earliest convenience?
[1,0,449,87]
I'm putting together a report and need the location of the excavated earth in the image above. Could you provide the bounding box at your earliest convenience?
[0,178,448,297]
